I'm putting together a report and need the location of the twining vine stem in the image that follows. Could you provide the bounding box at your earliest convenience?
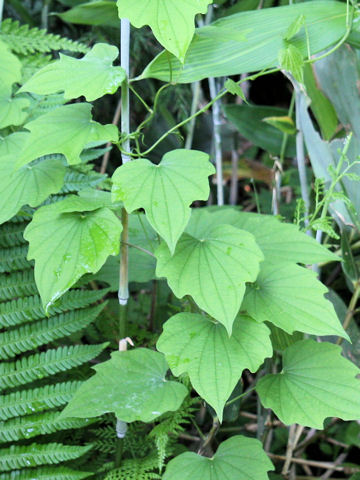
[119,4,354,161]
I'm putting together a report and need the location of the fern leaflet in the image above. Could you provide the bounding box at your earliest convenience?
[0,19,89,54]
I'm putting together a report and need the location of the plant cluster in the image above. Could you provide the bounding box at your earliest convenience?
[1,0,360,479]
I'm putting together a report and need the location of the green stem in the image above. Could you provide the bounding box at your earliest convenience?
[119,208,129,306]
[336,279,360,345]
[139,67,280,157]
[306,3,354,66]
[115,436,124,468]
[314,133,353,242]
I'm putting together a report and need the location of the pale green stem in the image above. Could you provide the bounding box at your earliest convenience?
[41,0,51,30]
[118,18,131,307]
[185,81,201,149]
[0,0,4,26]
[209,76,224,206]
[293,84,310,230]
[117,18,131,448]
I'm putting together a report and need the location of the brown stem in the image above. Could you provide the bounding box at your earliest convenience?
[282,424,304,476]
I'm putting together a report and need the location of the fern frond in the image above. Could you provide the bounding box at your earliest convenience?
[19,52,53,83]
[0,270,37,302]
[0,411,96,443]
[0,289,108,328]
[0,381,82,420]
[0,303,106,360]
[0,19,89,55]
[0,466,91,479]
[0,343,107,391]
[26,95,68,122]
[104,453,161,480]
[0,223,27,248]
[0,246,30,273]
[0,443,92,472]
[150,396,195,470]
[61,168,107,194]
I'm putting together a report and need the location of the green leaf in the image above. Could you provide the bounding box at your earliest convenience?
[279,44,304,83]
[24,195,122,310]
[0,40,22,91]
[141,2,347,82]
[283,14,305,41]
[341,229,359,284]
[297,90,360,230]
[225,78,246,101]
[117,0,213,62]
[94,212,157,288]
[224,105,296,156]
[112,149,214,253]
[60,348,188,422]
[188,208,340,265]
[314,45,360,139]
[242,262,348,339]
[257,339,360,428]
[155,220,263,334]
[58,1,124,28]
[0,91,29,128]
[163,435,274,480]
[303,63,338,141]
[262,115,296,135]
[157,313,272,421]
[0,150,66,226]
[16,103,118,167]
[20,43,125,101]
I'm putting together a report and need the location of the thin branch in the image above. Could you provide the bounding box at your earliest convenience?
[100,98,122,174]
[121,241,155,258]
[336,279,360,345]
[320,452,348,480]
[268,453,347,472]
[282,424,305,475]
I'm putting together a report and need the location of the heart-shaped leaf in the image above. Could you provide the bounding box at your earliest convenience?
[117,0,213,62]
[157,313,272,421]
[112,149,214,253]
[257,339,360,428]
[163,435,274,480]
[155,224,263,334]
[242,262,348,339]
[188,209,339,265]
[0,157,65,226]
[24,195,122,310]
[17,103,118,167]
[60,348,188,423]
[0,92,29,128]
[20,43,125,101]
